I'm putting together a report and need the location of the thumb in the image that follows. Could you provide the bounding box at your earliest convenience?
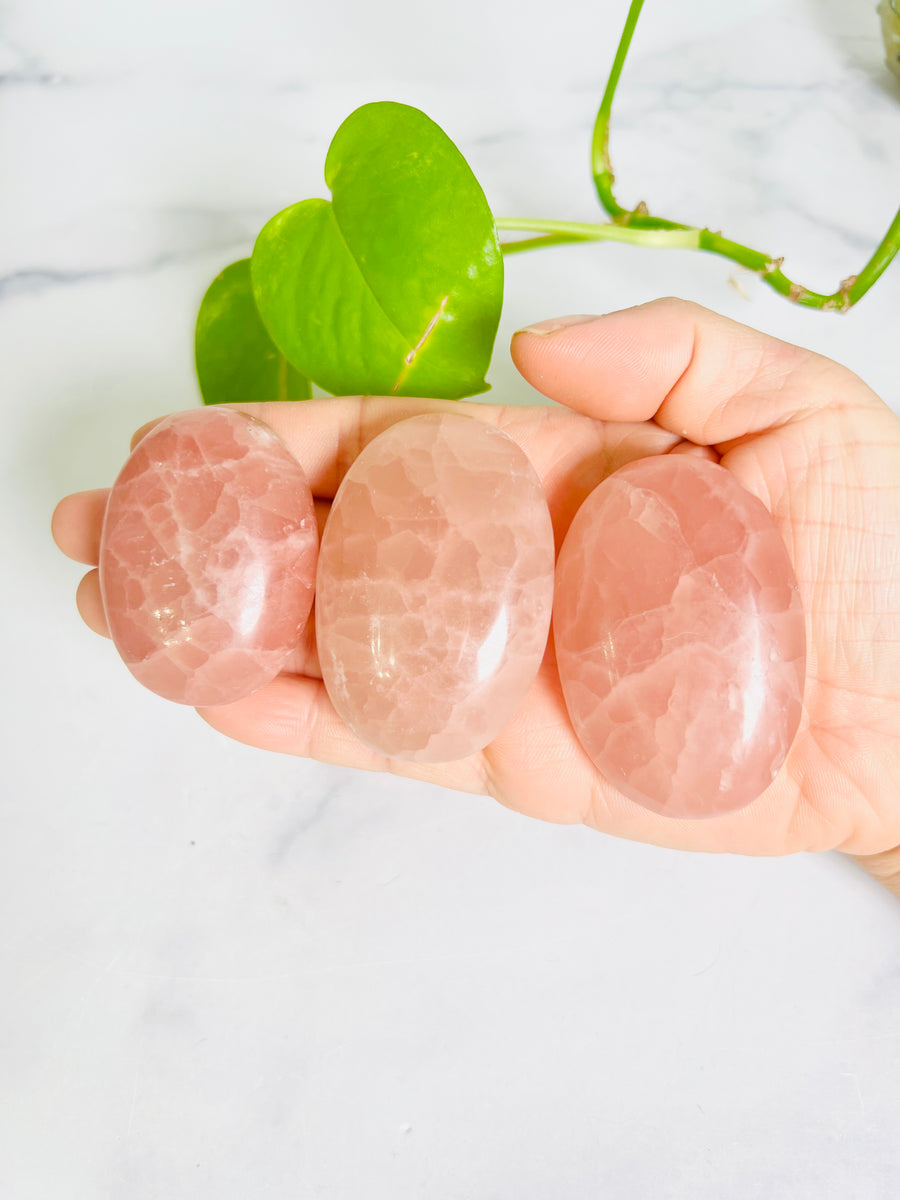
[510,296,862,447]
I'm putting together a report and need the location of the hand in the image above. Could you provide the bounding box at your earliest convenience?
[52,298,900,886]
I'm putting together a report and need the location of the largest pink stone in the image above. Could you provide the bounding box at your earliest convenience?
[553,455,806,818]
[100,408,318,706]
[315,413,555,762]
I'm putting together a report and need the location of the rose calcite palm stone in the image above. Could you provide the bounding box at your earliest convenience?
[99,408,318,706]
[553,455,806,819]
[315,413,555,762]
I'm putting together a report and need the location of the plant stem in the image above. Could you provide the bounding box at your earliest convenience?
[497,213,900,310]
[496,217,699,249]
[581,0,900,308]
[591,0,645,224]
[499,232,591,255]
[844,204,900,304]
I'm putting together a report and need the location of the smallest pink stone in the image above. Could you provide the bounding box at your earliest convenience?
[100,408,318,706]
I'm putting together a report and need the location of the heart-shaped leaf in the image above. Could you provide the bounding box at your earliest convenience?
[195,258,312,405]
[251,101,503,400]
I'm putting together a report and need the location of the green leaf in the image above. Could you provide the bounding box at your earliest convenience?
[250,101,503,400]
[195,258,312,405]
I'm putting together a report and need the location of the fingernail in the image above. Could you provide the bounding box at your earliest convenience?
[514,314,599,336]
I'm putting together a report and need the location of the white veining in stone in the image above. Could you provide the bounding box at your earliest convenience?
[316,414,554,761]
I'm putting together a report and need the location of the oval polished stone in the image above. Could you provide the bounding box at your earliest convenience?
[554,455,806,818]
[100,408,318,706]
[315,413,555,762]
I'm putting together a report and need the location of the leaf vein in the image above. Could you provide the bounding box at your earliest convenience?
[327,203,413,354]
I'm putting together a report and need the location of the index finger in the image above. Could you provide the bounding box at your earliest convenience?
[192,396,479,499]
[129,396,681,525]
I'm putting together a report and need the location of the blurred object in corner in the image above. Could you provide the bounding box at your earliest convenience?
[881,0,900,83]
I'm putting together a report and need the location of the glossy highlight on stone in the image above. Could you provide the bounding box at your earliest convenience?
[315,413,555,762]
[553,455,806,818]
[99,408,318,706]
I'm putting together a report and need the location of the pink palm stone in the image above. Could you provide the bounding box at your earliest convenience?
[553,455,806,818]
[99,408,318,706]
[315,413,555,762]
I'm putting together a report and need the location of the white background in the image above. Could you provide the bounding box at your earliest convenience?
[2,1,899,1196]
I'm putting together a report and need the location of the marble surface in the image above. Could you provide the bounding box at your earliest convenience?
[3,0,900,1195]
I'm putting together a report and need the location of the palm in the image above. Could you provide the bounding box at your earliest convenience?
[721,403,900,855]
[53,300,900,859]
[482,399,900,857]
